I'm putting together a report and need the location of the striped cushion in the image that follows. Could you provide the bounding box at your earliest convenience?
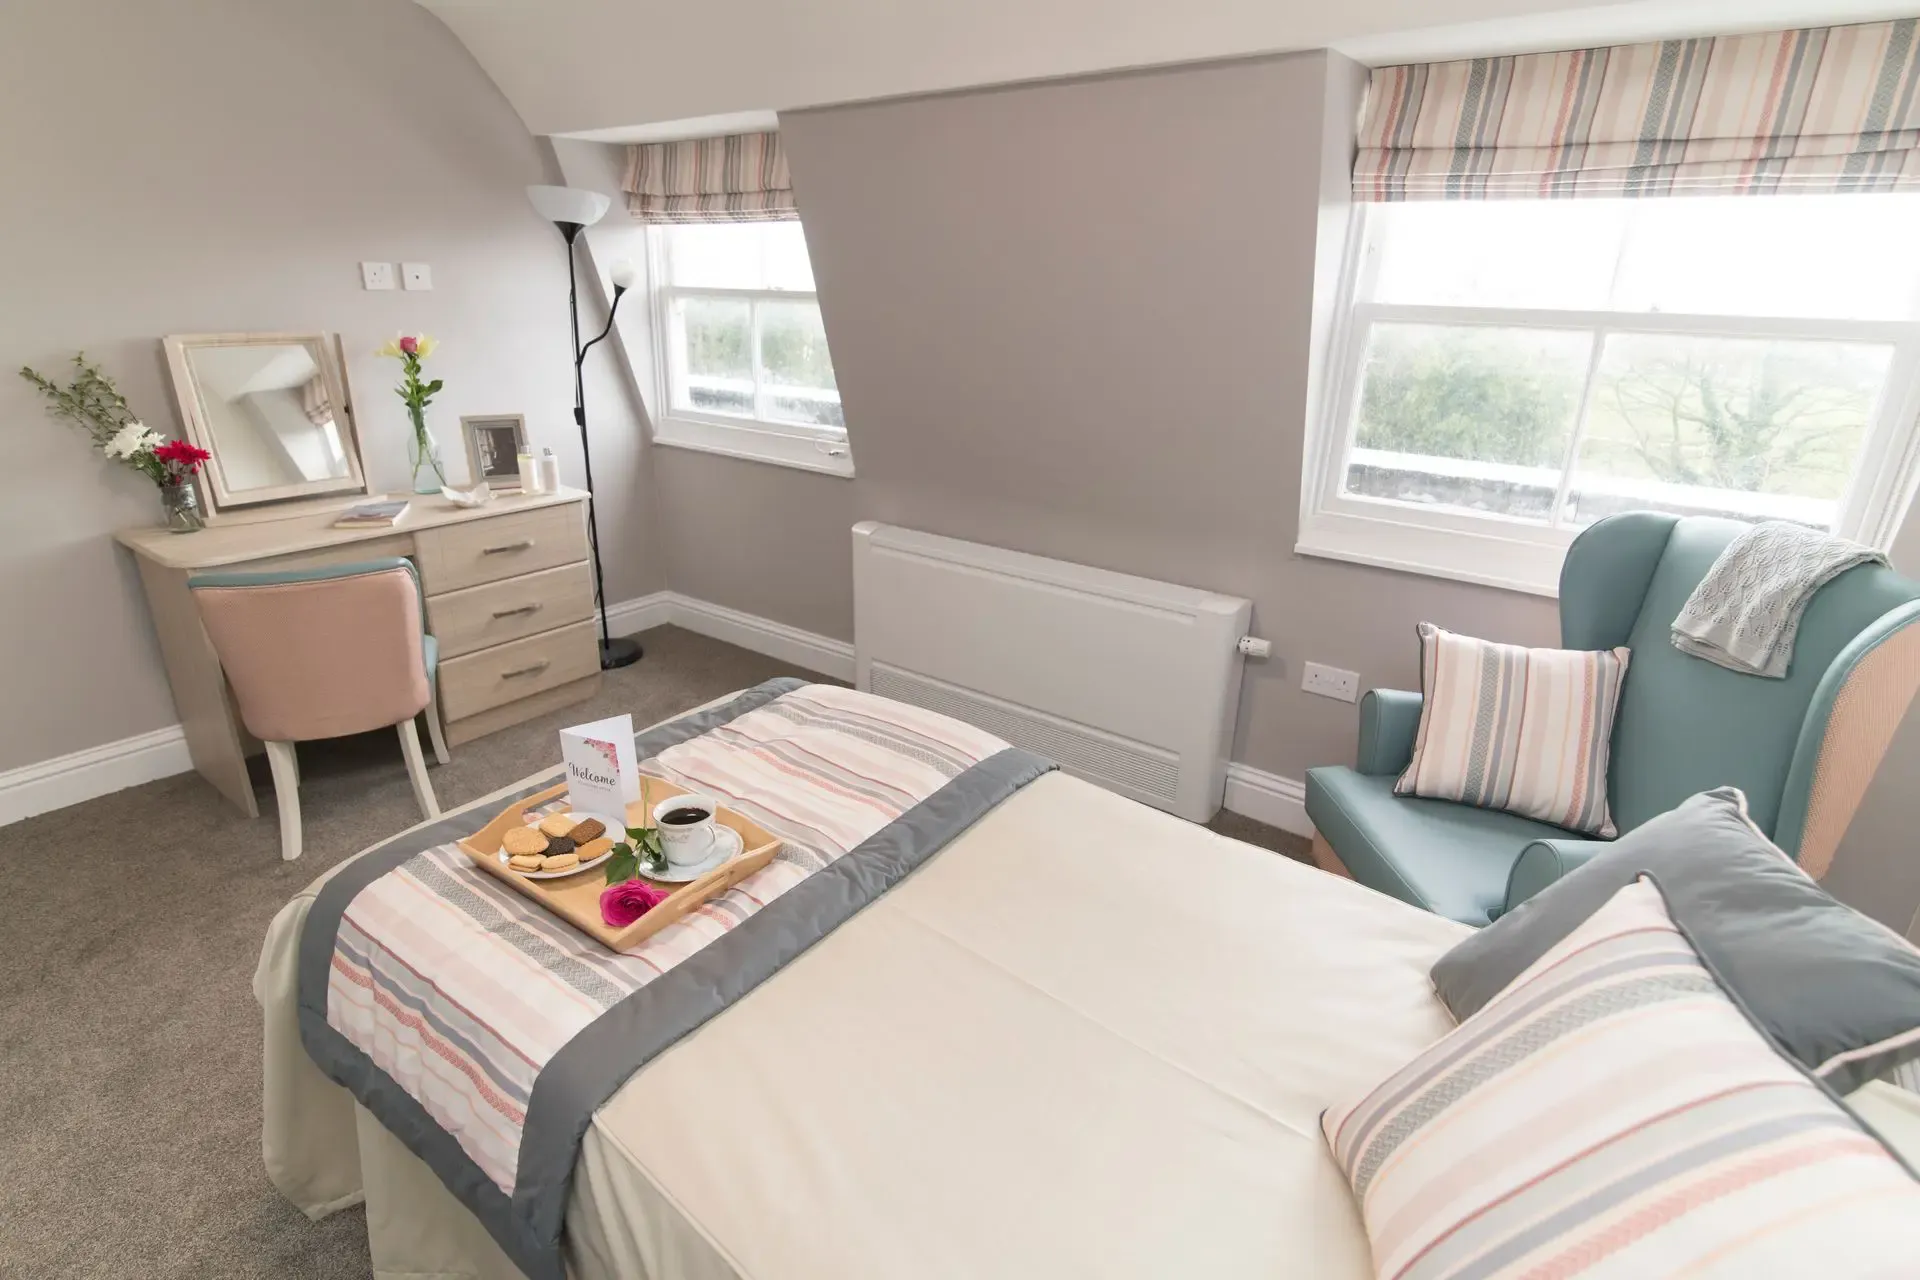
[1396,622,1628,836]
[1323,879,1920,1279]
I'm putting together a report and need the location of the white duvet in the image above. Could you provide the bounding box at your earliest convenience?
[258,757,1920,1279]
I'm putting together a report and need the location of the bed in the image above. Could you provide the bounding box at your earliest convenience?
[256,687,1920,1280]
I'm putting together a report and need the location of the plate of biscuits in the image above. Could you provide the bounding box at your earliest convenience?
[499,811,619,878]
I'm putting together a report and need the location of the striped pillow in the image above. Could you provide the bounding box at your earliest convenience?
[1396,622,1628,836]
[1323,878,1920,1280]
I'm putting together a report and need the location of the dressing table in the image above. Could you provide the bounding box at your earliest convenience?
[117,332,603,817]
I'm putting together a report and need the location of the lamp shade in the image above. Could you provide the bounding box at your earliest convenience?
[608,259,638,291]
[527,185,611,227]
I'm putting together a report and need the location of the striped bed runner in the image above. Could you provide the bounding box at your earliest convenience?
[303,680,1053,1279]
[328,680,1009,1191]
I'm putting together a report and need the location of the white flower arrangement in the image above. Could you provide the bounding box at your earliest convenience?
[20,354,210,490]
[103,420,165,460]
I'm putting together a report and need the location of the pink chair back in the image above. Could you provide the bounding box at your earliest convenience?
[192,562,431,743]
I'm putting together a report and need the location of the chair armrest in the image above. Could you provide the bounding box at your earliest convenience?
[1504,837,1605,915]
[1356,688,1423,777]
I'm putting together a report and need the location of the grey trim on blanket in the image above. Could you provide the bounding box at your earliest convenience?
[294,677,808,1273]
[295,676,1058,1280]
[512,743,1056,1277]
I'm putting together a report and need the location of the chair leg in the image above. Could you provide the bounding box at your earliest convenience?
[397,718,441,821]
[264,741,303,862]
[424,687,451,767]
[1309,830,1352,880]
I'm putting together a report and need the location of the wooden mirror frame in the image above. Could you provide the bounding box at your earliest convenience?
[161,331,368,515]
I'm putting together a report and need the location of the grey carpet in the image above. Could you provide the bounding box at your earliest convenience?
[0,625,1307,1279]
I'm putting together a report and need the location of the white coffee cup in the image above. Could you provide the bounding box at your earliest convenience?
[653,793,719,868]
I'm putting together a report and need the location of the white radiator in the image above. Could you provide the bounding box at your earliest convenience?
[851,522,1252,821]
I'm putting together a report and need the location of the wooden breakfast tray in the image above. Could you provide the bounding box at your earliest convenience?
[458,776,781,951]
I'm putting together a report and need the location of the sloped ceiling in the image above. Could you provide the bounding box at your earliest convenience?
[408,0,1624,137]
[418,0,1920,138]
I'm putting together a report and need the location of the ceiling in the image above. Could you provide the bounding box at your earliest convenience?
[416,0,1920,139]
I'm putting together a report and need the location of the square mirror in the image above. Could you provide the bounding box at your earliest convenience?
[163,332,367,513]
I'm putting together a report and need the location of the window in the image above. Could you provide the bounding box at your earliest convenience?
[646,222,851,475]
[1301,196,1920,594]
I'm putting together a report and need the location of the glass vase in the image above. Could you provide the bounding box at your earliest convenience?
[160,482,204,534]
[407,407,447,494]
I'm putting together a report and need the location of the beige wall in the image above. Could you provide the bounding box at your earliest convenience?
[0,0,658,774]
[658,51,1559,783]
[652,449,857,638]
[651,49,1919,927]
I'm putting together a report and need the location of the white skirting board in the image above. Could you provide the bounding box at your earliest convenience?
[0,595,1310,833]
[604,591,856,682]
[0,725,193,829]
[601,591,676,637]
[1222,763,1312,837]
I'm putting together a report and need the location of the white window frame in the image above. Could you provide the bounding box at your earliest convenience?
[643,225,853,478]
[1298,204,1920,596]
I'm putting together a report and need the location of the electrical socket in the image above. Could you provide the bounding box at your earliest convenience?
[401,262,433,291]
[360,261,395,291]
[1302,661,1360,703]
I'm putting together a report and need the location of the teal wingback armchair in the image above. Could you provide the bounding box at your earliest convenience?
[1304,513,1920,927]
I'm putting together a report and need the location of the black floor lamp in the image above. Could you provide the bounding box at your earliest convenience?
[527,184,642,670]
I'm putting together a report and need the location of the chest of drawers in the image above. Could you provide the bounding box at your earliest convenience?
[117,488,605,817]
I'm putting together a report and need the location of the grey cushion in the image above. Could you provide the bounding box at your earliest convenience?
[1431,787,1920,1093]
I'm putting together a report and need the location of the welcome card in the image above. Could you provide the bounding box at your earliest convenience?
[560,714,639,826]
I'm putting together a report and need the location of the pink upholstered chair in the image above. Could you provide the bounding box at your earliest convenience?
[190,558,449,860]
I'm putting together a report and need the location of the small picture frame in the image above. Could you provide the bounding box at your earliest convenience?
[462,414,528,491]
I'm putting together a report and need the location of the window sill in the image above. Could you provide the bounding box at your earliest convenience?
[651,416,855,478]
[1296,507,1567,598]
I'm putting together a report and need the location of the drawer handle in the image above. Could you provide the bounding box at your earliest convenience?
[501,660,551,679]
[482,540,535,555]
[492,603,543,619]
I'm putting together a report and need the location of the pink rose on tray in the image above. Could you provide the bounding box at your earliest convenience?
[600,880,670,928]
[398,334,418,356]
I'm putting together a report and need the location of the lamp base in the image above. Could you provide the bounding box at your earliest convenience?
[600,636,643,670]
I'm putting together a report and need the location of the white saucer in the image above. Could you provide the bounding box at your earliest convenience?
[643,825,744,883]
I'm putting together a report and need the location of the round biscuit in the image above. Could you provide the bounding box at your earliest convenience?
[503,826,549,856]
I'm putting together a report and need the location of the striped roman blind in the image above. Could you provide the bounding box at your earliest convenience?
[622,131,796,224]
[1355,18,1920,200]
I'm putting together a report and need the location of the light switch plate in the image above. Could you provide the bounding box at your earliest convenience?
[360,261,396,291]
[1302,661,1361,703]
[401,262,432,291]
